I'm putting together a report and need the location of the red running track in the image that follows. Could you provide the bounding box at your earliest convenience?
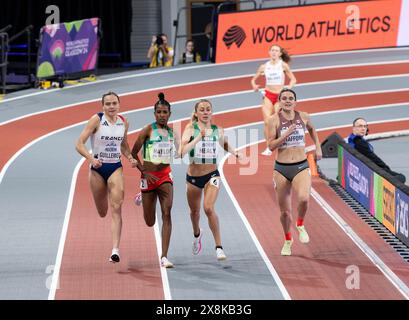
[2,62,407,299]
[223,122,409,299]
[1,62,409,172]
[56,118,409,299]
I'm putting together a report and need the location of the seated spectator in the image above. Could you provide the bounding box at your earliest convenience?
[179,39,201,64]
[147,33,174,68]
[348,117,406,183]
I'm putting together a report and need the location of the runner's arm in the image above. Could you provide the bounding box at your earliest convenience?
[75,115,101,167]
[121,118,138,167]
[179,123,204,157]
[131,125,151,173]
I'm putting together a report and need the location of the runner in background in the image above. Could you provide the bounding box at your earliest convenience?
[251,45,296,156]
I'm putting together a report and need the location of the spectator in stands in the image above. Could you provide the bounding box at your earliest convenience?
[179,39,201,64]
[348,117,406,183]
[147,33,174,68]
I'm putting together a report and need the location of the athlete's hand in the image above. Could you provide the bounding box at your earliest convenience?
[129,157,138,168]
[234,150,243,161]
[91,158,102,169]
[315,146,322,161]
[252,84,260,92]
[284,124,297,137]
[143,172,159,184]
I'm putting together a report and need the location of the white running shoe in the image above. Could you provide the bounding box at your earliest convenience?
[109,248,120,263]
[134,192,142,206]
[192,228,203,255]
[261,148,272,156]
[160,257,174,268]
[280,240,293,256]
[297,225,310,244]
[216,248,227,261]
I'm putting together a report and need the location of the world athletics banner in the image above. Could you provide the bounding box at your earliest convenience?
[36,18,100,79]
[216,0,409,63]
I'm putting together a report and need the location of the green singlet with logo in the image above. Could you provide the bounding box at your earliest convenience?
[143,122,174,164]
[189,122,219,164]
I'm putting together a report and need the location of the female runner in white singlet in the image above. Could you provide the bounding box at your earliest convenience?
[251,45,296,156]
[76,92,137,263]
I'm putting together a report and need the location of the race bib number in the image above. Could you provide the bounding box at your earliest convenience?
[280,127,305,148]
[210,177,220,189]
[266,74,281,83]
[140,178,148,190]
[195,140,217,159]
[152,142,173,162]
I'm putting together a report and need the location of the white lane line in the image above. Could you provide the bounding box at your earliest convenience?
[0,121,86,185]
[48,157,85,300]
[311,190,409,300]
[219,140,291,300]
[294,59,409,72]
[220,124,409,301]
[0,69,409,126]
[2,57,408,123]
[3,93,409,187]
[45,111,409,299]
[227,117,409,137]
[47,153,170,300]
[300,73,409,86]
[2,84,405,299]
[153,223,172,300]
[292,46,409,56]
[367,130,409,140]
[0,74,246,126]
[234,47,409,64]
[47,122,181,300]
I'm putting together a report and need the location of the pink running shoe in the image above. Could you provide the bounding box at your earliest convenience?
[192,228,203,255]
[134,192,142,206]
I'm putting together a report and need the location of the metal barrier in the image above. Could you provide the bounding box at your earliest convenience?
[8,25,33,87]
[260,0,303,8]
[173,1,258,65]
[173,4,216,66]
[0,25,33,94]
[0,25,12,33]
[0,32,8,95]
[260,0,353,7]
[216,0,257,14]
[212,1,257,62]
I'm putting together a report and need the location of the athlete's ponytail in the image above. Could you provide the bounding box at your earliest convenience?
[280,47,291,63]
[154,92,171,111]
[270,44,291,63]
[191,112,198,123]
